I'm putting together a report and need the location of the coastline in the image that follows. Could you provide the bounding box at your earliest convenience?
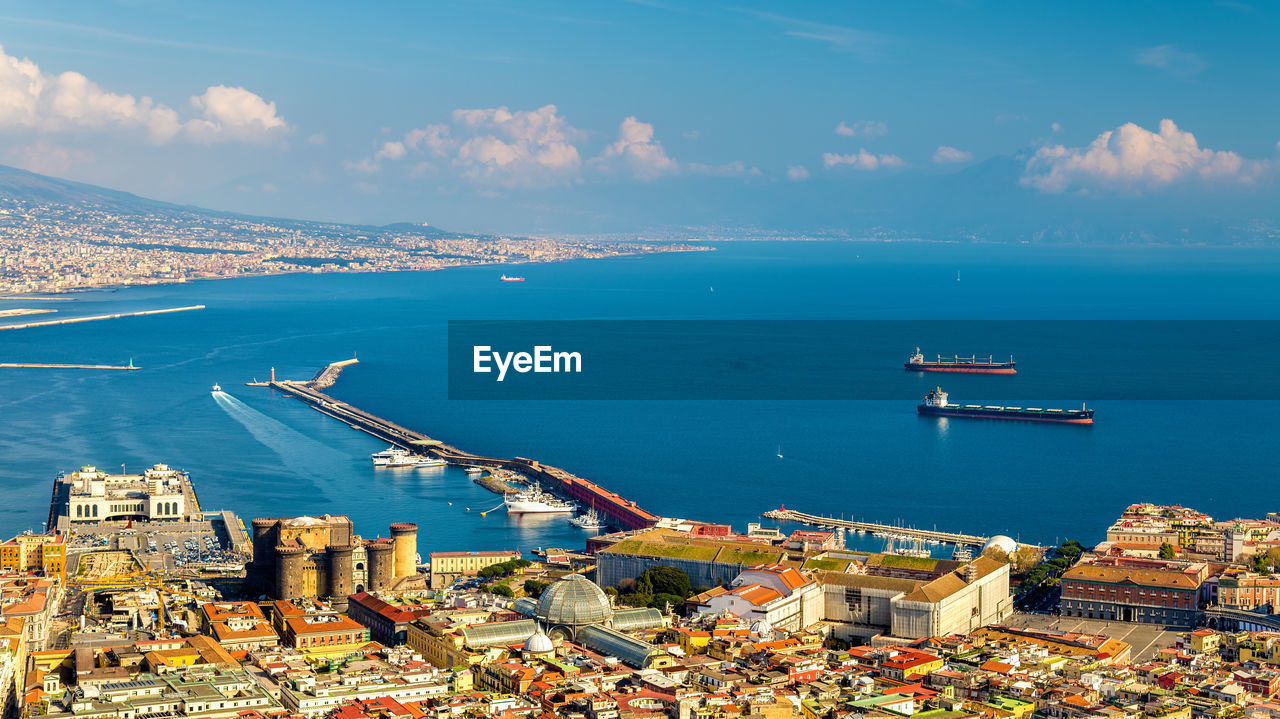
[0,243,714,299]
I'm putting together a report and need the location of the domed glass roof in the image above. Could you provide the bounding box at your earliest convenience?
[536,574,613,627]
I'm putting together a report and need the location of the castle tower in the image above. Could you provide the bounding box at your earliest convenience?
[390,522,418,578]
[275,545,305,599]
[249,518,277,572]
[367,541,394,591]
[312,554,330,601]
[327,544,355,609]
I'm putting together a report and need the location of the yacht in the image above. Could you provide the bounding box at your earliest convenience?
[211,383,222,393]
[569,507,606,530]
[371,446,447,468]
[465,466,485,476]
[504,483,577,514]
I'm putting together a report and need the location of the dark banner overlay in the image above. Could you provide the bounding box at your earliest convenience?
[447,320,1279,400]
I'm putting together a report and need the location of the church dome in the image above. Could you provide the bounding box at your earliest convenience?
[750,618,773,638]
[523,629,554,654]
[535,574,614,627]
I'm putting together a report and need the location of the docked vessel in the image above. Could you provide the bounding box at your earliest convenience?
[904,348,1016,374]
[465,466,484,476]
[569,507,606,530]
[504,483,577,514]
[371,446,448,468]
[917,387,1094,424]
[500,274,525,282]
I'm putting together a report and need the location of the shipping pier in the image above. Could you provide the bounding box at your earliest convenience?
[762,507,989,548]
[255,360,661,530]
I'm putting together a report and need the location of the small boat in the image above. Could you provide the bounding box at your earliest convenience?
[776,445,783,459]
[371,446,447,468]
[570,507,606,531]
[500,274,525,282]
[211,383,222,393]
[465,466,484,476]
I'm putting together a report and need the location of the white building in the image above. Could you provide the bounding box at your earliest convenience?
[694,564,823,632]
[66,464,187,523]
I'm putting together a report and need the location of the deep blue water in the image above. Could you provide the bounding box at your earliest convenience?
[1,241,1278,554]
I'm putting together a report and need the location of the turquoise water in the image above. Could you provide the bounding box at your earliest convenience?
[1,242,1278,552]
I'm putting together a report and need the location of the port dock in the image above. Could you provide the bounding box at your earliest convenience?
[0,304,205,331]
[260,361,661,530]
[762,507,989,547]
[0,363,140,371]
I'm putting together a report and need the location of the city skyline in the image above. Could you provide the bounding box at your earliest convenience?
[0,1,1278,235]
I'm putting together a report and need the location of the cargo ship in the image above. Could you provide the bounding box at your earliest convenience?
[917,387,1093,424]
[904,348,1016,374]
[500,274,525,282]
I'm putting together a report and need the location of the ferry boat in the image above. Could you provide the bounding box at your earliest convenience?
[464,466,485,476]
[504,483,577,514]
[500,275,525,282]
[371,446,448,468]
[904,348,1016,374]
[917,387,1094,424]
[569,507,606,530]
[211,383,222,393]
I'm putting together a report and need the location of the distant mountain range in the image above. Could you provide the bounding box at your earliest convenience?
[0,160,1275,245]
[0,163,484,242]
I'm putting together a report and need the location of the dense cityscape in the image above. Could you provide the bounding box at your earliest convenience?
[0,192,701,295]
[3,444,1280,719]
[3,3,1278,719]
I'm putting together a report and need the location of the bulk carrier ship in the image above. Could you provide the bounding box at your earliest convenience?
[904,348,1016,374]
[917,387,1094,424]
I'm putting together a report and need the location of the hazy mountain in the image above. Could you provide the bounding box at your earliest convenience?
[0,164,490,242]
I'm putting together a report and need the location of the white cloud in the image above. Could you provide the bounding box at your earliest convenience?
[822,150,904,171]
[835,120,887,138]
[1022,119,1266,193]
[374,140,406,161]
[357,107,750,186]
[358,105,583,187]
[597,116,678,181]
[1051,122,1062,133]
[0,45,287,145]
[1136,45,1206,79]
[306,133,326,145]
[786,165,810,181]
[932,145,973,164]
[184,85,289,143]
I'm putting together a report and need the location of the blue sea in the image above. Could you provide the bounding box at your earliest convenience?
[1,242,1278,554]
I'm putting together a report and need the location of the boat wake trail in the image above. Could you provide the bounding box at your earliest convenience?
[211,391,350,499]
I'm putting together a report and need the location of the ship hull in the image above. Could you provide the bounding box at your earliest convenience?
[918,405,1093,424]
[505,502,575,514]
[905,363,1016,374]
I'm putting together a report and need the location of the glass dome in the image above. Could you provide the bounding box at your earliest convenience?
[536,574,614,627]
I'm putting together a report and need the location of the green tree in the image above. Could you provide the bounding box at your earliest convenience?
[523,579,549,598]
[636,573,654,596]
[1158,542,1176,560]
[649,592,685,611]
[640,566,692,598]
[491,584,514,597]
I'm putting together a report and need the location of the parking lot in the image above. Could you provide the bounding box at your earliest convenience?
[68,520,245,573]
[1003,611,1183,662]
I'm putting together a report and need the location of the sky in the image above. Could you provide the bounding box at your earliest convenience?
[0,0,1278,236]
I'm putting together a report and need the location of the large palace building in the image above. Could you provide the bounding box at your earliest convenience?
[58,464,188,526]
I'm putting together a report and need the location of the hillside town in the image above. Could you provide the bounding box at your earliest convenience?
[4,491,1280,719]
[0,195,699,295]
